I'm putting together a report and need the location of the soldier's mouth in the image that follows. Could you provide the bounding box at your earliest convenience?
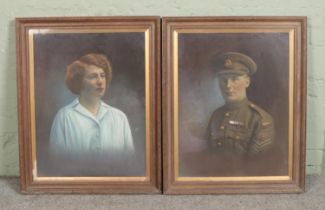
[225,92,234,96]
[96,88,104,92]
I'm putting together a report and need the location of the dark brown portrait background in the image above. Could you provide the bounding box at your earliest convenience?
[33,33,146,176]
[178,33,289,177]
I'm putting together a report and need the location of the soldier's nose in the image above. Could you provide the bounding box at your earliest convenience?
[226,79,233,87]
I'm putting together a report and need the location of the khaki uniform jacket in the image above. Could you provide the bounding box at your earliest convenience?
[207,98,274,155]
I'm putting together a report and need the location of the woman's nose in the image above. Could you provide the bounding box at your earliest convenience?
[97,77,104,85]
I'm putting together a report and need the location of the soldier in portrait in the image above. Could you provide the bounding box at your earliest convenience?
[207,52,274,155]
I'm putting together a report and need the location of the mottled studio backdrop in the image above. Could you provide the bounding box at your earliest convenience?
[178,33,289,176]
[33,33,146,176]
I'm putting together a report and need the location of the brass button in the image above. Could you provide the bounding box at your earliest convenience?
[235,135,240,140]
[219,125,225,130]
[217,142,222,146]
[225,112,230,117]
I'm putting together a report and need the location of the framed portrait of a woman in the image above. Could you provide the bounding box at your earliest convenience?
[16,17,161,193]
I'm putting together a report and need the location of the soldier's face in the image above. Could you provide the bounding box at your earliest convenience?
[218,74,250,103]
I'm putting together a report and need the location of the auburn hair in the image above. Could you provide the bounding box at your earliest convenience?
[65,53,112,94]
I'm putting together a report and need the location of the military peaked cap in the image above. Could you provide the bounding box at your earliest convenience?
[213,52,257,76]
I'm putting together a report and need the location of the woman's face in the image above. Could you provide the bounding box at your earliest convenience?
[80,65,106,99]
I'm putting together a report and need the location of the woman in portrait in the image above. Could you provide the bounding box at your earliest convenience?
[49,53,134,160]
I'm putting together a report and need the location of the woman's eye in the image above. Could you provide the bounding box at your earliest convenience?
[88,73,99,79]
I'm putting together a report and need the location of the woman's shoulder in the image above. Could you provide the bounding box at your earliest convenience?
[54,99,79,116]
[101,102,128,118]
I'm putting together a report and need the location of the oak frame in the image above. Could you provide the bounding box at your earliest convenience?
[16,16,161,194]
[162,16,307,194]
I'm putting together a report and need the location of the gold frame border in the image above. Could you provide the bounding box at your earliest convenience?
[28,28,151,182]
[172,28,295,182]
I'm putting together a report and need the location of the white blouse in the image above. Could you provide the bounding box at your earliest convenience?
[49,98,134,157]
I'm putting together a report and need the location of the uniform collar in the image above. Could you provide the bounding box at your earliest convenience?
[226,98,249,110]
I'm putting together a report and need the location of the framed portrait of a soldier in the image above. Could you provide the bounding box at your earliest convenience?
[16,17,161,193]
[162,17,307,194]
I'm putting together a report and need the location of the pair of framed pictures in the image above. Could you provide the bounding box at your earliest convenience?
[16,16,307,194]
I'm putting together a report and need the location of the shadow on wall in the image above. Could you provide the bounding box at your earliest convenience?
[322,131,325,172]
[0,20,19,176]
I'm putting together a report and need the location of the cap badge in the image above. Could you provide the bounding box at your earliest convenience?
[224,58,232,68]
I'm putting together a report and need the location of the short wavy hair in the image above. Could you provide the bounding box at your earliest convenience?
[65,53,112,95]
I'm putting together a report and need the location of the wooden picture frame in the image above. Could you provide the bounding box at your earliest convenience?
[162,17,307,194]
[16,17,161,194]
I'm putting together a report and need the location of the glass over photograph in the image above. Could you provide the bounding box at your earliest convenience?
[33,32,147,177]
[177,33,290,177]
